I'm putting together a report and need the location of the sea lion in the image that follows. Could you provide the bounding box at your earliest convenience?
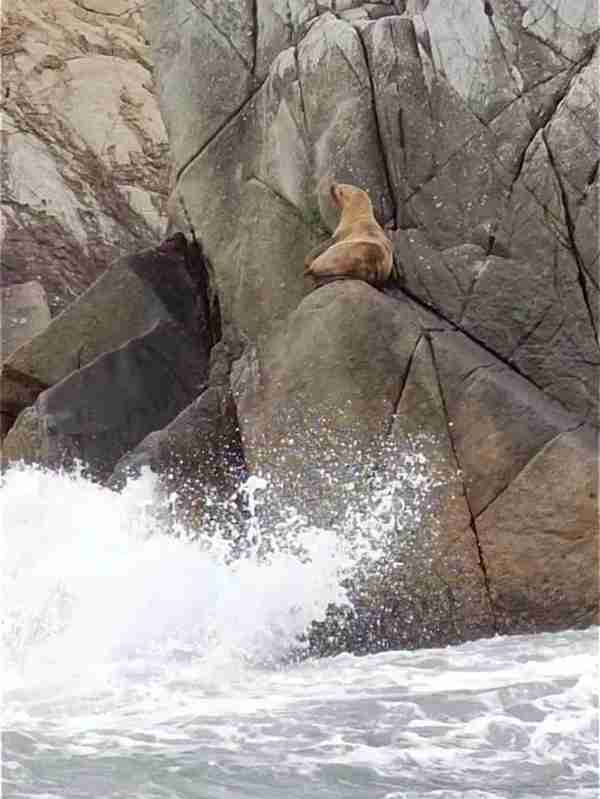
[304,178,393,287]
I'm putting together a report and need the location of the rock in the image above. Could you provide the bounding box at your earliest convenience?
[476,425,598,634]
[429,331,576,517]
[1,237,211,431]
[145,0,254,172]
[230,277,594,650]
[1,0,170,314]
[393,223,600,423]
[145,0,598,648]
[1,281,50,359]
[2,319,208,481]
[170,11,393,341]
[383,336,494,646]
[0,364,48,440]
[232,281,422,521]
[111,341,246,531]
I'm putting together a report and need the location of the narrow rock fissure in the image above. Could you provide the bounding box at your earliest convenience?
[251,0,258,75]
[459,364,497,384]
[494,51,591,199]
[175,77,267,182]
[385,333,422,438]
[284,0,295,45]
[542,130,600,341]
[482,68,568,129]
[586,159,599,188]
[355,28,398,227]
[246,175,307,224]
[186,0,253,72]
[506,300,554,360]
[402,121,499,204]
[473,421,585,521]
[389,282,556,402]
[292,45,310,144]
[522,24,578,66]
[425,334,498,632]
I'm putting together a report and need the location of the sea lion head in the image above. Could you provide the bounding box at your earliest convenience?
[331,182,373,218]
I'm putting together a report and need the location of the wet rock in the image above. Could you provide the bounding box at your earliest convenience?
[111,341,246,531]
[232,281,422,520]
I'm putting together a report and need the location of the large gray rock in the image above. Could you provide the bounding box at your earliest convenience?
[149,0,599,423]
[142,0,600,649]
[232,281,421,518]
[231,280,596,648]
[1,282,51,360]
[2,319,208,480]
[476,424,598,634]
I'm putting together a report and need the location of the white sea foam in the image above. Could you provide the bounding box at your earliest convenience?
[1,463,597,799]
[1,464,363,696]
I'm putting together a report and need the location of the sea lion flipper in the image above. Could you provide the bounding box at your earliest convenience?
[304,235,337,271]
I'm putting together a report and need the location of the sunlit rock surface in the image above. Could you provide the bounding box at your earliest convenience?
[1,0,170,314]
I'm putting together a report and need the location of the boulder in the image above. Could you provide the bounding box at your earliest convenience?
[2,319,208,481]
[1,281,51,359]
[0,364,48,440]
[232,279,595,650]
[1,237,211,434]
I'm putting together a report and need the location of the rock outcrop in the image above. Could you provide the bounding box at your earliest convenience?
[148,0,599,424]
[142,0,598,649]
[1,0,170,314]
[2,1,597,654]
[232,280,596,646]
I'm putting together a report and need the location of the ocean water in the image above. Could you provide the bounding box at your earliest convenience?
[2,465,598,799]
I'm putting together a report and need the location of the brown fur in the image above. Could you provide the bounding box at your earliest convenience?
[304,179,393,287]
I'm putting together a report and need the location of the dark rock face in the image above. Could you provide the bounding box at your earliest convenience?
[110,340,246,531]
[1,236,213,439]
[3,319,208,481]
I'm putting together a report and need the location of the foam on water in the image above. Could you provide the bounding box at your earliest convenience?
[1,464,598,799]
[1,464,361,695]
